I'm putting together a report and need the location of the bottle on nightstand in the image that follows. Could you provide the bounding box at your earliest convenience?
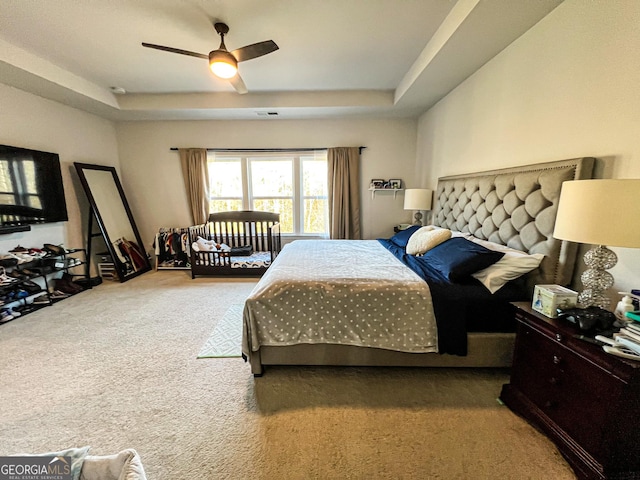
[615,292,639,324]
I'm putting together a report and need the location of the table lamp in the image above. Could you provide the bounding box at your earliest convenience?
[553,179,640,309]
[404,189,433,226]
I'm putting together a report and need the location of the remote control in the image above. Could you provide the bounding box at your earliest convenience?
[595,335,617,346]
[614,335,640,355]
[603,345,640,361]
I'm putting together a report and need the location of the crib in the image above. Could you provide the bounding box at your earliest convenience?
[188,211,281,278]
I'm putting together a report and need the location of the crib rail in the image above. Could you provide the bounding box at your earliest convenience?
[188,211,281,278]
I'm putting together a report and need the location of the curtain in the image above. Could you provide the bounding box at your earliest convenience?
[327,147,361,239]
[179,148,210,225]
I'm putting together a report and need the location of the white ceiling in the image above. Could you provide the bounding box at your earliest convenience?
[0,0,563,121]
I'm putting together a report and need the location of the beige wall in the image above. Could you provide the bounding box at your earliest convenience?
[116,117,417,249]
[416,0,640,295]
[0,83,120,259]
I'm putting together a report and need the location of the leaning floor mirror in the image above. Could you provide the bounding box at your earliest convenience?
[74,162,151,282]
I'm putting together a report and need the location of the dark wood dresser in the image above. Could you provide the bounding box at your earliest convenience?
[500,302,640,480]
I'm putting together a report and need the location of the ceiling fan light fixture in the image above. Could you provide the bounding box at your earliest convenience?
[209,50,238,78]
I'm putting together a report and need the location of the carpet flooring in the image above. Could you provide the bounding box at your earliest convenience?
[0,271,576,479]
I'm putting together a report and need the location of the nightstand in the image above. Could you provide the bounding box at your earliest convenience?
[500,302,640,480]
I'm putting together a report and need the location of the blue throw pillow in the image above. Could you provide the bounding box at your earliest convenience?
[389,225,422,248]
[422,237,505,283]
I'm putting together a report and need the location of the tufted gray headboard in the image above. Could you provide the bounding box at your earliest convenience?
[433,158,595,287]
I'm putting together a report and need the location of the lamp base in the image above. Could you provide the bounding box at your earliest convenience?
[413,211,423,226]
[578,245,617,309]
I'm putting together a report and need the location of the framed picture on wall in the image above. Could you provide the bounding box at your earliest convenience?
[389,179,402,189]
[370,179,385,189]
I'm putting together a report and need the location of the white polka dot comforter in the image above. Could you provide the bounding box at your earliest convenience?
[243,240,438,355]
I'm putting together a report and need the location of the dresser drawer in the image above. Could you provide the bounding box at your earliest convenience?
[555,352,624,458]
[505,303,640,478]
[511,322,621,456]
[510,323,566,403]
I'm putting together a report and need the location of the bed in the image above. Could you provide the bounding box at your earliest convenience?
[242,158,595,376]
[188,211,281,278]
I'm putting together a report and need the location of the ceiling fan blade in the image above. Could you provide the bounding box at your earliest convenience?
[229,73,248,94]
[141,42,208,60]
[231,40,278,62]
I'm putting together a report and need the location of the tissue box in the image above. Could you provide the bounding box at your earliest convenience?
[532,284,578,318]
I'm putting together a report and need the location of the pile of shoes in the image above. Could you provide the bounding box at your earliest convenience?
[0,245,49,267]
[0,243,84,322]
[0,243,76,275]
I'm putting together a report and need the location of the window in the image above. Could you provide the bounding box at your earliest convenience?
[208,151,328,235]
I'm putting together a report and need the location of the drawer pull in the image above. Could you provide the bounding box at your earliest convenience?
[556,333,563,342]
[553,355,562,365]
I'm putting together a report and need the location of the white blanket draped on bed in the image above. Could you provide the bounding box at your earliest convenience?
[242,240,438,355]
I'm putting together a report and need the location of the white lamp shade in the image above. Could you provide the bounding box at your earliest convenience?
[404,189,433,211]
[553,179,640,248]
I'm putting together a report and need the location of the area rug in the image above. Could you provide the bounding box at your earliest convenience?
[197,303,243,358]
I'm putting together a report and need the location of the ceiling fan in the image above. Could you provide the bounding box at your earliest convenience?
[142,22,278,94]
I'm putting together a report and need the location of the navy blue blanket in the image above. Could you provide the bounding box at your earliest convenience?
[378,239,528,355]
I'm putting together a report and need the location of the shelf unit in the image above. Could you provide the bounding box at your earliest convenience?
[368,188,404,199]
[0,248,89,325]
[98,262,118,281]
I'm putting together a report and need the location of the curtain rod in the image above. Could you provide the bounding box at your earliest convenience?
[170,147,366,153]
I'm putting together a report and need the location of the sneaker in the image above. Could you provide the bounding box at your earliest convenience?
[50,290,70,300]
[13,304,35,315]
[0,310,14,323]
[9,270,28,281]
[53,279,81,295]
[19,269,40,278]
[43,244,66,256]
[32,294,50,305]
[0,254,19,268]
[0,274,18,286]
[15,253,36,264]
[21,280,42,294]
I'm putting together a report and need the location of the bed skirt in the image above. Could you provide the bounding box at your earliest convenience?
[247,332,515,375]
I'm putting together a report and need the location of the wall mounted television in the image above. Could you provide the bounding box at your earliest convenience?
[0,144,68,234]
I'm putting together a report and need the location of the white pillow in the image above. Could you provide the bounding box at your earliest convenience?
[449,232,545,293]
[81,449,147,480]
[406,226,452,256]
[471,247,544,293]
[195,237,230,252]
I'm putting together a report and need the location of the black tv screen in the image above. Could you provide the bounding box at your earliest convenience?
[0,144,68,228]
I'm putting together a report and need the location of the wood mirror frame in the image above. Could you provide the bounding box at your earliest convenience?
[74,162,151,282]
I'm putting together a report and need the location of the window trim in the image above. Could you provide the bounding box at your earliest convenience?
[208,150,328,236]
